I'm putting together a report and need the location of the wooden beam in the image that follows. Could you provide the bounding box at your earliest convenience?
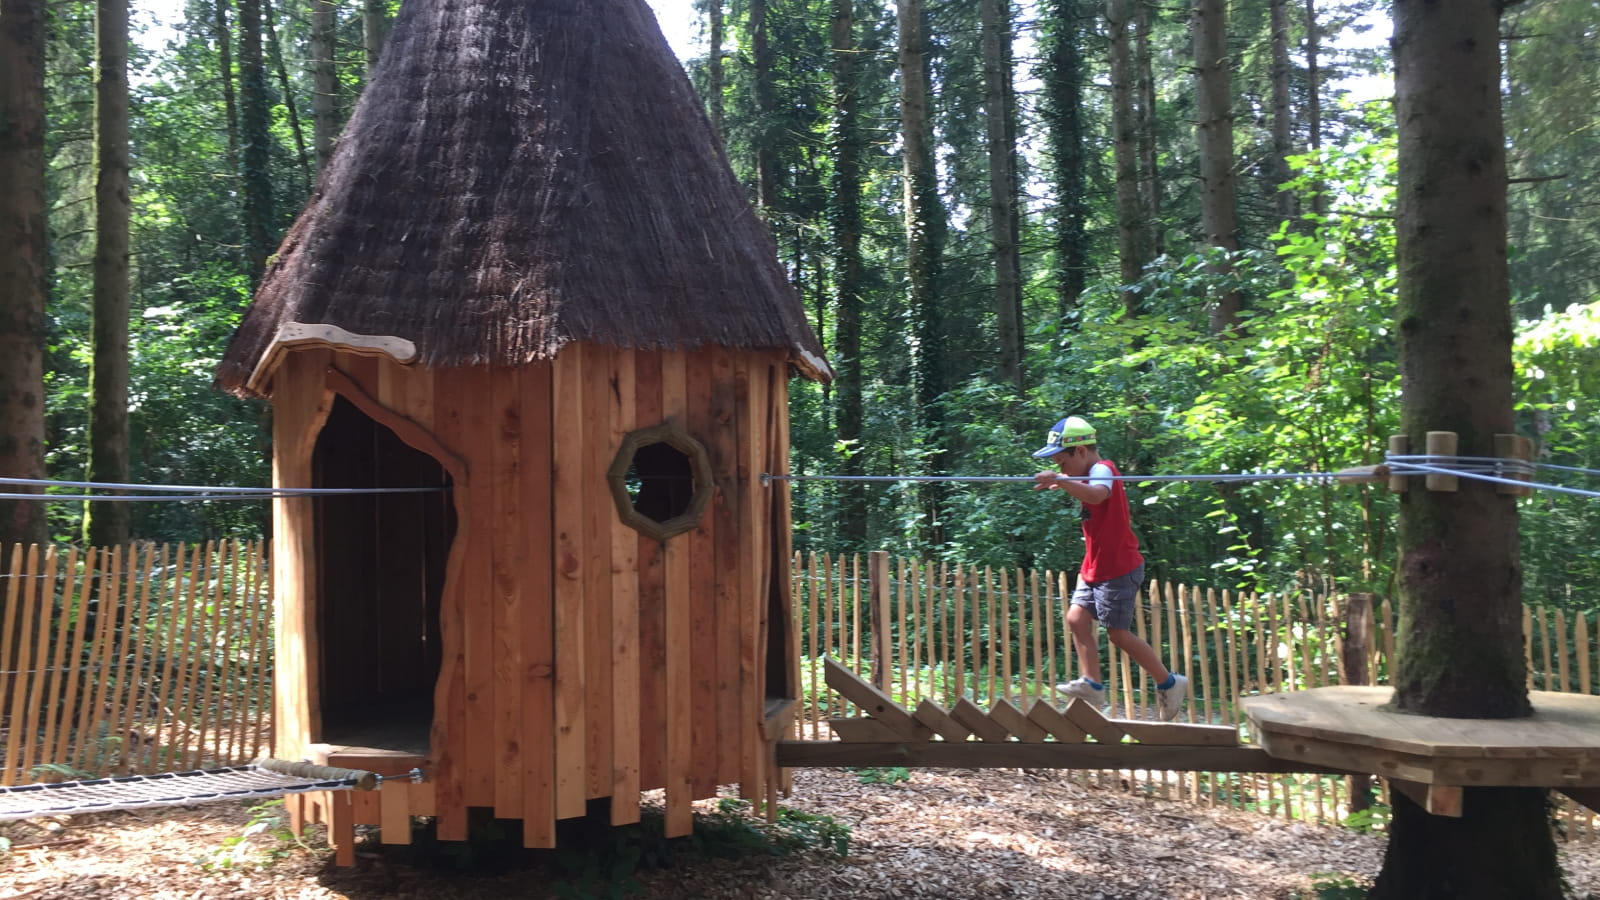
[988,699,1048,743]
[913,699,972,743]
[775,741,1348,773]
[1025,699,1087,743]
[822,657,928,740]
[949,697,1012,744]
[1390,779,1464,817]
[1114,719,1240,747]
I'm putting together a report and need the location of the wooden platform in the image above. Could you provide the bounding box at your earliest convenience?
[1242,686,1600,816]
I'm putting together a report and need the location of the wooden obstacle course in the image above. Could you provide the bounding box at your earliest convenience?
[786,657,1275,770]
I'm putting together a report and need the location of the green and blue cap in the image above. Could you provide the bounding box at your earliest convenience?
[1032,416,1096,458]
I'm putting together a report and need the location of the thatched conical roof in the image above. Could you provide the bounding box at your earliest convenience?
[216,0,829,396]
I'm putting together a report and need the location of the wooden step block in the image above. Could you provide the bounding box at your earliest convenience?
[828,716,905,742]
[1062,698,1128,744]
[1113,719,1240,746]
[914,699,972,743]
[823,657,931,740]
[950,697,1013,743]
[1025,699,1087,743]
[989,698,1048,743]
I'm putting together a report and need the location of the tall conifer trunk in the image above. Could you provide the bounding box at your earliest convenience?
[751,0,776,212]
[1044,0,1088,322]
[238,0,273,283]
[1106,0,1146,315]
[1193,0,1239,333]
[830,0,867,547]
[310,0,337,172]
[1268,0,1296,223]
[703,0,725,134]
[85,0,131,547]
[1371,2,1561,896]
[898,0,947,546]
[363,0,386,73]
[0,0,51,548]
[981,0,1023,391]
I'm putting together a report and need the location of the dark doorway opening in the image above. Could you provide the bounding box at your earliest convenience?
[312,395,455,754]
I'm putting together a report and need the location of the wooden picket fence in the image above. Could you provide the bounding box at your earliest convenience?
[0,541,272,787]
[790,550,1600,835]
[5,540,1597,837]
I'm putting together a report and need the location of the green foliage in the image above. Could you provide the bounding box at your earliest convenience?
[1297,872,1373,900]
[1341,802,1392,835]
[849,766,910,785]
[197,800,313,870]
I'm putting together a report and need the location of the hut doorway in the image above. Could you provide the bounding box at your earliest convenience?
[311,394,455,754]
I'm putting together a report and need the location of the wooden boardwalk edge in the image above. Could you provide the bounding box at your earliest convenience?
[774,741,1344,773]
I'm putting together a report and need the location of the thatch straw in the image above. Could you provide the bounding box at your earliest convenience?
[216,0,828,396]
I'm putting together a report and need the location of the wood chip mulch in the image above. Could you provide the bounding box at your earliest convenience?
[4,767,1599,899]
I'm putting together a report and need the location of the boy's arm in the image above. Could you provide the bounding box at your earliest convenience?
[1032,469,1112,504]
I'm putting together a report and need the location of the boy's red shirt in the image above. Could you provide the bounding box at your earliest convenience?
[1079,458,1143,582]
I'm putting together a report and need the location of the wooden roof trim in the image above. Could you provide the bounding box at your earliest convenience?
[247,322,419,395]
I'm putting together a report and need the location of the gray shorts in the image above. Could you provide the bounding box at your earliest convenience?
[1070,563,1145,631]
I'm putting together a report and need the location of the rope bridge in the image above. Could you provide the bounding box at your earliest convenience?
[0,758,394,821]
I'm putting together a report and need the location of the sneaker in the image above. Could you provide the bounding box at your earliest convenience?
[1055,678,1107,708]
[1158,673,1189,722]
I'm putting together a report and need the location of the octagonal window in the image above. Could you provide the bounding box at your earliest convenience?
[608,423,713,541]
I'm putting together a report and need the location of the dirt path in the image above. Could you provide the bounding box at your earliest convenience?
[5,767,1598,899]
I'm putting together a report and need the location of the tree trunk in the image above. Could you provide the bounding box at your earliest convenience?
[702,0,725,135]
[238,0,273,284]
[85,0,132,548]
[310,0,337,172]
[830,0,866,548]
[1268,0,1296,223]
[981,0,1023,392]
[1371,2,1561,896]
[1192,0,1240,333]
[1133,0,1160,258]
[1106,0,1147,315]
[0,0,51,549]
[363,0,387,74]
[215,0,239,176]
[1044,0,1088,323]
[262,0,310,192]
[751,0,776,212]
[898,0,947,545]
[1303,0,1325,216]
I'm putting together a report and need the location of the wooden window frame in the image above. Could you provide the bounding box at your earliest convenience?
[607,422,713,541]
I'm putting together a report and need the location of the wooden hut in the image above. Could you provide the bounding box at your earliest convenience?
[214,0,829,856]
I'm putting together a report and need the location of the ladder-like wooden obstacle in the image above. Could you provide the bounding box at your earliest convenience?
[775,658,1337,775]
[777,660,1600,822]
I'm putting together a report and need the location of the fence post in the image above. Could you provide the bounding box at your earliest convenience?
[1343,592,1375,813]
[869,551,891,693]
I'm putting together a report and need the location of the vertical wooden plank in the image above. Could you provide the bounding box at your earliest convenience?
[84,547,127,774]
[195,542,231,766]
[706,347,742,788]
[637,351,667,794]
[3,544,41,782]
[807,554,821,738]
[148,545,185,771]
[490,367,526,819]
[661,350,694,835]
[850,554,862,703]
[37,548,78,771]
[17,545,56,778]
[427,368,471,842]
[551,347,589,820]
[683,350,718,795]
[522,361,558,846]
[462,369,499,808]
[1577,613,1592,696]
[998,568,1012,704]
[249,542,274,760]
[584,347,616,802]
[609,350,641,826]
[1028,570,1043,704]
[985,567,997,706]
[768,361,794,802]
[1536,606,1553,691]
[0,543,29,784]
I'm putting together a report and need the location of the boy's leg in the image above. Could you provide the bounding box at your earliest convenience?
[1067,603,1102,683]
[1106,628,1171,683]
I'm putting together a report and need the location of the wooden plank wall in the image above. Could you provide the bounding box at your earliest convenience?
[271,345,789,848]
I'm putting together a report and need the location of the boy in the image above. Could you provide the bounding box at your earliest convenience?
[1031,415,1189,721]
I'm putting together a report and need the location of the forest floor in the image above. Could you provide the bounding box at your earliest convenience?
[4,766,1600,900]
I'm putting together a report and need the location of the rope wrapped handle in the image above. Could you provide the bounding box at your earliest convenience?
[252,757,380,791]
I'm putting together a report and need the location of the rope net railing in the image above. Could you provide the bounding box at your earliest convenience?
[0,759,376,821]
